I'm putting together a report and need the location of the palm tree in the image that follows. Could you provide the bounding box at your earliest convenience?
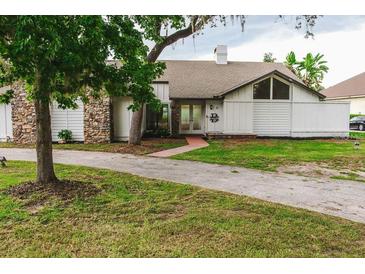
[284,52,329,91]
[297,53,329,91]
[284,51,299,76]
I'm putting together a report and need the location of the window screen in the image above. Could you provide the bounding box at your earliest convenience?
[272,78,290,100]
[253,78,271,99]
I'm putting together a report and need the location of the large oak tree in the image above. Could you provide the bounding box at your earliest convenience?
[0,16,163,184]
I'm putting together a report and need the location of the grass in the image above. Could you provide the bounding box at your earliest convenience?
[331,172,365,183]
[1,161,365,257]
[0,138,186,155]
[350,131,365,140]
[173,139,365,171]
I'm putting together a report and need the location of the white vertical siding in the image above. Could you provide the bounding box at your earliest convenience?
[112,83,170,141]
[223,101,253,133]
[152,83,170,102]
[0,86,13,141]
[222,75,348,138]
[346,97,365,115]
[206,100,224,133]
[113,96,133,141]
[0,103,13,141]
[51,101,84,142]
[253,102,291,136]
[292,85,320,102]
[326,97,365,115]
[291,102,349,137]
[224,85,252,101]
[223,84,254,133]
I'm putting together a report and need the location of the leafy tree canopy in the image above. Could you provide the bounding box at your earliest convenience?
[263,52,276,63]
[0,16,164,110]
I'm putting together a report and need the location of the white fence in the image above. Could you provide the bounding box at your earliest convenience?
[253,101,291,136]
[291,101,350,137]
[223,100,350,137]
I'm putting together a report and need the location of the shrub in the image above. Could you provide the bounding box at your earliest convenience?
[57,129,73,143]
[143,128,171,138]
[350,114,365,119]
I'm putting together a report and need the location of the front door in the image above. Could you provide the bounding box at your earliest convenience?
[180,104,204,134]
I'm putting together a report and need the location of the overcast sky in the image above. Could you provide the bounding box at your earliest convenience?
[158,15,365,88]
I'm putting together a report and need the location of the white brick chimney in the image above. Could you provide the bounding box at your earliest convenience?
[214,45,227,64]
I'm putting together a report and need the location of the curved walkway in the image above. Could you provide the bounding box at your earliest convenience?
[1,148,365,223]
[148,136,209,157]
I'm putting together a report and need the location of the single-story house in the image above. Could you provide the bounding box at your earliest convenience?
[322,72,365,115]
[1,45,350,144]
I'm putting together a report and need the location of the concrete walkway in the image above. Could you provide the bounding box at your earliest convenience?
[1,148,365,223]
[148,136,209,157]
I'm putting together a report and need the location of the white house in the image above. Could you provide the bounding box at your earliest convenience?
[322,72,365,115]
[1,45,350,144]
[112,45,349,140]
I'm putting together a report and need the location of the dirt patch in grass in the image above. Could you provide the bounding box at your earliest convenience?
[220,139,258,148]
[329,157,365,171]
[278,163,341,179]
[6,180,101,210]
[278,162,365,183]
[108,144,161,155]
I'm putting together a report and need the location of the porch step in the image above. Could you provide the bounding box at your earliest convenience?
[206,133,257,140]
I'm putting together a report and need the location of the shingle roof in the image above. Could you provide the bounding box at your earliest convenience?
[155,60,311,99]
[321,72,365,98]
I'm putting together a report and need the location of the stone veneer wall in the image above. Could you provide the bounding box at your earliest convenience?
[84,96,112,144]
[170,100,180,136]
[11,82,37,144]
[9,83,113,144]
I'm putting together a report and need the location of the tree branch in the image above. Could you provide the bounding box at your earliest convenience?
[147,16,211,63]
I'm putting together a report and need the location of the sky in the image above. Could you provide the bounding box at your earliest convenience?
[158,16,365,88]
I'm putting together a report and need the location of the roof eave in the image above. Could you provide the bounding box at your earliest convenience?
[169,97,219,100]
[324,94,365,99]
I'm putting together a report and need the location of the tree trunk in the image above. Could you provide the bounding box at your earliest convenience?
[128,50,160,145]
[34,95,58,184]
[128,106,144,145]
[128,19,203,145]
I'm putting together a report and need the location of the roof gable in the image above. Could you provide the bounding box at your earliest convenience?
[217,69,325,99]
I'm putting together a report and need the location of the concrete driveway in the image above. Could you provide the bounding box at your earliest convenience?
[1,148,365,223]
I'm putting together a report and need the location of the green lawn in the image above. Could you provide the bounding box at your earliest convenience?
[350,131,365,139]
[1,161,365,257]
[173,139,365,171]
[0,138,186,155]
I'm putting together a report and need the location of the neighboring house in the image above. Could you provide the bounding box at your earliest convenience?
[1,45,350,144]
[322,72,365,115]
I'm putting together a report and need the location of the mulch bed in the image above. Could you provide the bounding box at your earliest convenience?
[6,180,101,206]
[110,144,161,155]
[109,138,186,155]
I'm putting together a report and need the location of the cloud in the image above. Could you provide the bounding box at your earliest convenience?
[159,16,365,87]
[198,20,365,87]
